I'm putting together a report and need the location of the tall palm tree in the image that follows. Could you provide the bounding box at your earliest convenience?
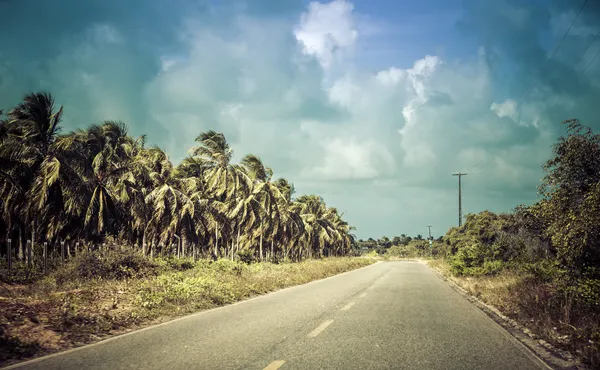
[0,91,358,264]
[0,92,64,255]
[191,131,250,257]
[241,154,285,261]
[76,122,139,240]
[295,195,334,259]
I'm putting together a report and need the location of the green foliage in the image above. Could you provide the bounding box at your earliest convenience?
[53,250,158,284]
[0,91,358,270]
[434,119,600,366]
[236,249,256,264]
[164,257,195,271]
[537,119,600,276]
[364,250,379,258]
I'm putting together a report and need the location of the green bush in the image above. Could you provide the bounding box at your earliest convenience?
[164,258,195,271]
[52,250,158,284]
[364,250,379,258]
[236,249,256,264]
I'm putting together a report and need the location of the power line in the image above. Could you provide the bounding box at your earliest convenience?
[511,0,589,122]
[576,28,600,70]
[529,28,600,124]
[581,46,600,74]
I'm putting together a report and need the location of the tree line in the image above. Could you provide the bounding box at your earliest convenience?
[0,92,356,263]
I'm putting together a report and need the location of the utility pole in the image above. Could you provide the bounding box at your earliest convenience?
[452,172,467,227]
[426,225,432,240]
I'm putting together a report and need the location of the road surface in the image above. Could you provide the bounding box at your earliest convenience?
[4,261,549,370]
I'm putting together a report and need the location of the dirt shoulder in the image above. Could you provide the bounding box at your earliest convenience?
[0,256,375,367]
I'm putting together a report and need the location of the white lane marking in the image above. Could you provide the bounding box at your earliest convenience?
[307,320,334,338]
[263,360,286,370]
[341,302,355,311]
[359,292,367,298]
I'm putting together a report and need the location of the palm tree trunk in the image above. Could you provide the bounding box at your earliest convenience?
[142,230,147,256]
[18,225,24,261]
[270,239,274,262]
[214,223,219,258]
[30,219,35,267]
[236,223,241,259]
[259,219,263,262]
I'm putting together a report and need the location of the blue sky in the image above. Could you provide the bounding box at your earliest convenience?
[1,0,599,239]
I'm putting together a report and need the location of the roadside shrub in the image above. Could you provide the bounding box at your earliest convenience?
[237,249,256,264]
[53,250,158,284]
[364,250,379,258]
[108,253,156,279]
[520,260,564,282]
[211,259,246,276]
[449,245,505,276]
[165,258,195,271]
[74,252,111,280]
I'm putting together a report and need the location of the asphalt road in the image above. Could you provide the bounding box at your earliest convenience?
[5,261,550,370]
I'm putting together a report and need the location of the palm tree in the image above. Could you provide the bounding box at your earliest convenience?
[191,131,250,257]
[0,92,64,257]
[240,154,284,261]
[294,195,334,259]
[72,122,140,240]
[0,91,358,265]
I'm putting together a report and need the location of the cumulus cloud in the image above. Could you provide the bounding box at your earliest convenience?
[2,0,599,237]
[491,99,517,119]
[293,0,358,69]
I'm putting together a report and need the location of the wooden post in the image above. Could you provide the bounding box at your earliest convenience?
[43,242,48,274]
[26,240,32,269]
[61,240,65,263]
[26,240,32,279]
[7,238,12,274]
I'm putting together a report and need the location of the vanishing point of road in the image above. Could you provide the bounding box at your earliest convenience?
[4,261,550,370]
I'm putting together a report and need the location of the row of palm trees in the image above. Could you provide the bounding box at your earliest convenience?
[0,92,356,262]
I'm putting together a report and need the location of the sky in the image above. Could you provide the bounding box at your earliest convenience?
[0,0,599,240]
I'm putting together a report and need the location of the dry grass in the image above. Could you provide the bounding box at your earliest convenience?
[0,255,374,366]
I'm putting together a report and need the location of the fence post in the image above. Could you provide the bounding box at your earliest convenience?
[61,240,65,263]
[7,238,12,274]
[27,240,32,269]
[43,242,48,274]
[26,240,32,279]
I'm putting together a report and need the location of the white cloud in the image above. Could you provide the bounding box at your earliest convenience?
[491,99,517,119]
[293,0,358,69]
[160,57,177,72]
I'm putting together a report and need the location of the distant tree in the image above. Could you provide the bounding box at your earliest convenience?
[416,234,423,240]
[392,236,401,246]
[379,236,391,248]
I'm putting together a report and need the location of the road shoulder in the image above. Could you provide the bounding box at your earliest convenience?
[422,259,586,370]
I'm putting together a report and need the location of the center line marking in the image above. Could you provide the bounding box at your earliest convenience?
[263,360,286,370]
[341,302,355,311]
[359,292,367,298]
[308,320,334,338]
